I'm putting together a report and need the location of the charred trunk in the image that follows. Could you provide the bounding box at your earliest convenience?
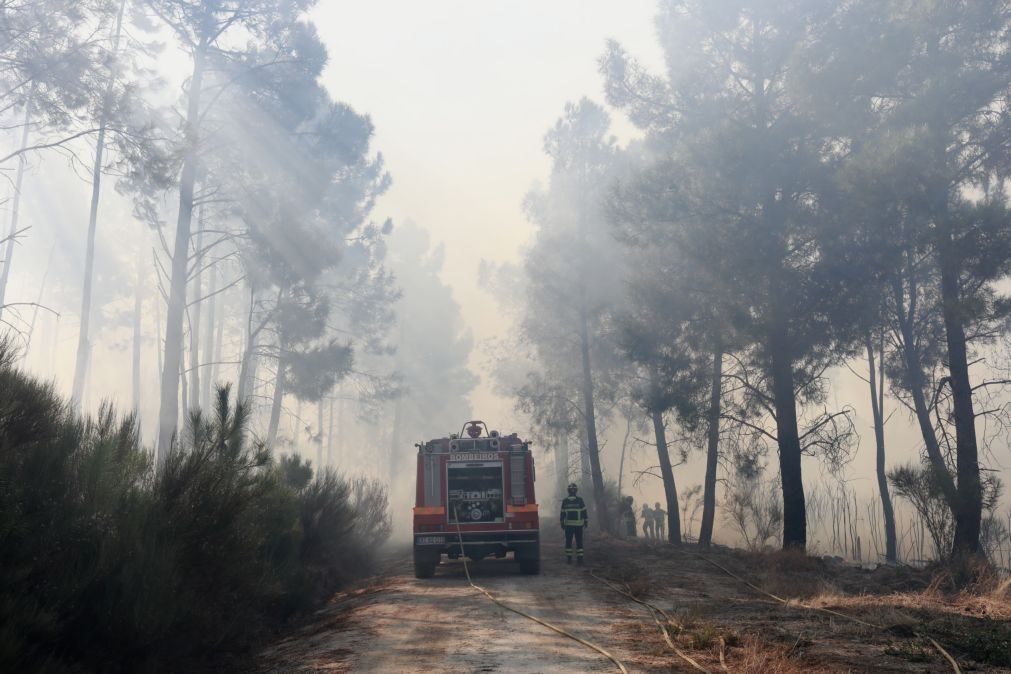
[865,331,897,562]
[699,343,723,548]
[770,333,806,550]
[267,345,286,449]
[938,237,982,556]
[651,409,682,545]
[156,43,207,462]
[71,0,126,409]
[578,305,610,533]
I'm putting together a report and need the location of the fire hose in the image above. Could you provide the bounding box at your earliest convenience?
[590,550,962,674]
[451,519,628,674]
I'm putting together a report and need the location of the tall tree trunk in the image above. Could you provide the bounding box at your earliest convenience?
[0,92,34,321]
[556,430,570,500]
[938,237,982,556]
[155,284,163,377]
[188,209,203,414]
[201,254,217,409]
[210,291,224,401]
[237,287,258,402]
[770,333,806,550]
[578,299,610,532]
[156,42,207,463]
[132,249,143,415]
[267,346,286,448]
[71,0,126,409]
[699,343,723,549]
[651,408,682,545]
[865,331,897,562]
[179,354,187,431]
[617,413,633,499]
[892,274,960,512]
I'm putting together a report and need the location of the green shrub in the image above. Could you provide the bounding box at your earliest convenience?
[0,340,389,672]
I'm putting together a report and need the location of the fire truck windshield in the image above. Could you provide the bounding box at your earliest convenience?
[447,462,504,524]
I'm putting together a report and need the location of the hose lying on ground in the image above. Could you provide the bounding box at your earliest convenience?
[590,569,712,674]
[451,522,628,674]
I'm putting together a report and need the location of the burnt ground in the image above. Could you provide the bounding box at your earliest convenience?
[592,537,1011,673]
[255,534,1011,673]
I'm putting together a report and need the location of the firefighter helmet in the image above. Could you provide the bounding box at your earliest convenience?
[567,483,578,496]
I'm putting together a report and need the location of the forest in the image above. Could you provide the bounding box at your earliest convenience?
[4,0,1011,671]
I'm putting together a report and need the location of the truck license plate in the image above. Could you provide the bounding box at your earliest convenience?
[417,535,445,545]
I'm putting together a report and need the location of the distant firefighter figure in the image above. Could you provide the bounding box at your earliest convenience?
[620,496,636,537]
[653,502,667,541]
[641,504,655,541]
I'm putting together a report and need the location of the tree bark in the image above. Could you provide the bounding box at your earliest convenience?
[578,298,611,532]
[699,343,723,548]
[651,409,682,545]
[201,253,217,409]
[865,331,897,562]
[70,0,126,409]
[267,345,286,448]
[210,290,224,403]
[938,236,983,556]
[892,274,960,512]
[156,42,207,463]
[556,430,570,500]
[188,214,202,414]
[770,333,806,550]
[0,92,34,322]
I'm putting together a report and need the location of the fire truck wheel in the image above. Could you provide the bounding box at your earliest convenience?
[517,544,540,575]
[414,560,436,578]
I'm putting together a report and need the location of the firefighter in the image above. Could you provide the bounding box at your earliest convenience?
[620,496,636,537]
[559,483,588,564]
[641,503,655,541]
[653,502,667,541]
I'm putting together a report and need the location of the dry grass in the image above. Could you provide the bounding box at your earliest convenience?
[809,574,1011,622]
[726,635,830,673]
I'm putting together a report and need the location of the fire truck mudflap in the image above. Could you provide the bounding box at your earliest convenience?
[413,421,540,578]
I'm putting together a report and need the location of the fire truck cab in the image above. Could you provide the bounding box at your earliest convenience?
[413,421,540,578]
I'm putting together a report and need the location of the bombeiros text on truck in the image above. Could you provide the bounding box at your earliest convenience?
[412,421,540,578]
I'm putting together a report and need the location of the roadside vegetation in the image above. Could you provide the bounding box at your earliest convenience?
[0,341,391,673]
[591,535,1011,672]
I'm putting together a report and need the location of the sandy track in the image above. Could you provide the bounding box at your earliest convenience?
[257,542,650,673]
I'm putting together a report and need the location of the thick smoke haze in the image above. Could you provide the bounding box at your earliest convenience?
[4,0,1011,562]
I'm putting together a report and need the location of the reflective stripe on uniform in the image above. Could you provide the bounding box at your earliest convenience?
[560,496,587,526]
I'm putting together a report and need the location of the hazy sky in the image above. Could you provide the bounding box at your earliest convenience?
[310,2,1011,515]
[313,0,665,421]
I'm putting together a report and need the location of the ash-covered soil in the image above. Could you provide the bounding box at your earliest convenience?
[256,535,1011,673]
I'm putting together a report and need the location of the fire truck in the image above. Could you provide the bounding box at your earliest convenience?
[412,420,540,578]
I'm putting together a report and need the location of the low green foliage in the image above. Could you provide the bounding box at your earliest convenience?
[0,340,389,671]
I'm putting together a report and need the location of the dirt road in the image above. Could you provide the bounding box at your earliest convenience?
[258,537,1011,673]
[257,542,650,673]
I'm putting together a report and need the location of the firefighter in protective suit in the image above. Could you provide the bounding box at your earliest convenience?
[560,483,588,564]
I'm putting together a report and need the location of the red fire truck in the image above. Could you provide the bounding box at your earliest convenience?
[413,420,540,578]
